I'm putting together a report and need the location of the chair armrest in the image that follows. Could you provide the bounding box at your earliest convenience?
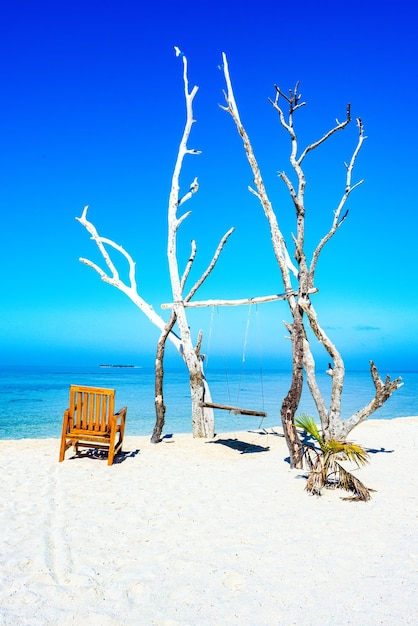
[111,407,127,422]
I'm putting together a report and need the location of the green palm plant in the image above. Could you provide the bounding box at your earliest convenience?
[295,414,374,501]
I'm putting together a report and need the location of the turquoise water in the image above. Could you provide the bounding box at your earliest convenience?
[0,365,417,440]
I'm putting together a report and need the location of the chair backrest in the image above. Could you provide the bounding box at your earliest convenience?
[69,385,115,432]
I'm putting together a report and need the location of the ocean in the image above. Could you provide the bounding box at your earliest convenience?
[0,365,417,440]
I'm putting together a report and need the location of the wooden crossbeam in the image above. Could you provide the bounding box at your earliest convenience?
[161,288,318,309]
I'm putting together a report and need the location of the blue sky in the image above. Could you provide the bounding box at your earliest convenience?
[0,0,416,372]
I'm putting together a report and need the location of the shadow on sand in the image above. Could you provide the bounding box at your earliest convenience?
[208,437,270,454]
[67,448,141,464]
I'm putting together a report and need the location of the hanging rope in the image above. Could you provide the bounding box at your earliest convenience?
[206,305,215,367]
[220,307,232,404]
[255,304,265,412]
[255,303,266,428]
[236,304,252,405]
[209,305,231,404]
[242,304,252,364]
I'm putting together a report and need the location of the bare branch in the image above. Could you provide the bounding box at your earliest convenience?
[302,335,330,431]
[99,237,138,292]
[77,206,120,282]
[180,240,197,292]
[167,50,201,296]
[78,208,138,292]
[248,186,260,199]
[298,294,345,425]
[221,53,298,284]
[79,257,114,284]
[309,118,366,280]
[298,104,351,165]
[220,59,242,125]
[185,227,235,301]
[195,329,203,356]
[77,207,139,292]
[269,84,306,129]
[279,171,298,204]
[76,206,182,349]
[176,210,192,228]
[269,94,293,134]
[178,177,199,207]
[270,85,309,273]
[339,362,403,437]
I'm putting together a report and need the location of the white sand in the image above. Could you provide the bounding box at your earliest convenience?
[0,417,417,625]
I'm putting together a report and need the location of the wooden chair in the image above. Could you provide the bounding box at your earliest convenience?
[59,385,127,466]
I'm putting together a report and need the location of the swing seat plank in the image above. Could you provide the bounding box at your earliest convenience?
[200,402,267,418]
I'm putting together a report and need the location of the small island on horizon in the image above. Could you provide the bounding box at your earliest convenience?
[99,364,140,368]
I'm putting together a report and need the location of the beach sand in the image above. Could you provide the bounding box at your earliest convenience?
[0,417,417,625]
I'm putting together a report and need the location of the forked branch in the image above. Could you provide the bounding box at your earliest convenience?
[298,103,352,165]
[339,362,403,438]
[76,205,181,347]
[185,227,235,301]
[309,118,366,280]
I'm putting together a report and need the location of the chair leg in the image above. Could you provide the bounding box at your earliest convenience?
[59,437,67,462]
[108,426,116,465]
[59,411,70,462]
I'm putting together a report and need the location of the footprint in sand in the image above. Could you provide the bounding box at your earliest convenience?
[222,571,246,591]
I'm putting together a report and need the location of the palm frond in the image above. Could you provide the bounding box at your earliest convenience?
[300,442,322,472]
[297,425,374,501]
[340,442,370,467]
[305,457,327,496]
[335,461,375,502]
[323,440,370,466]
[322,440,346,454]
[295,414,323,446]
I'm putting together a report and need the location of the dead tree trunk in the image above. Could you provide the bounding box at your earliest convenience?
[280,308,305,467]
[152,311,214,441]
[151,310,175,444]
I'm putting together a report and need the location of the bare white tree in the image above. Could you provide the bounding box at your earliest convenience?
[77,48,234,439]
[221,54,402,460]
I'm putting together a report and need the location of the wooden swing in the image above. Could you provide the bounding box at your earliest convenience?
[199,401,267,418]
[200,304,267,419]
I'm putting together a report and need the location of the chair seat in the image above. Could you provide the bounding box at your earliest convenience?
[66,431,112,443]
